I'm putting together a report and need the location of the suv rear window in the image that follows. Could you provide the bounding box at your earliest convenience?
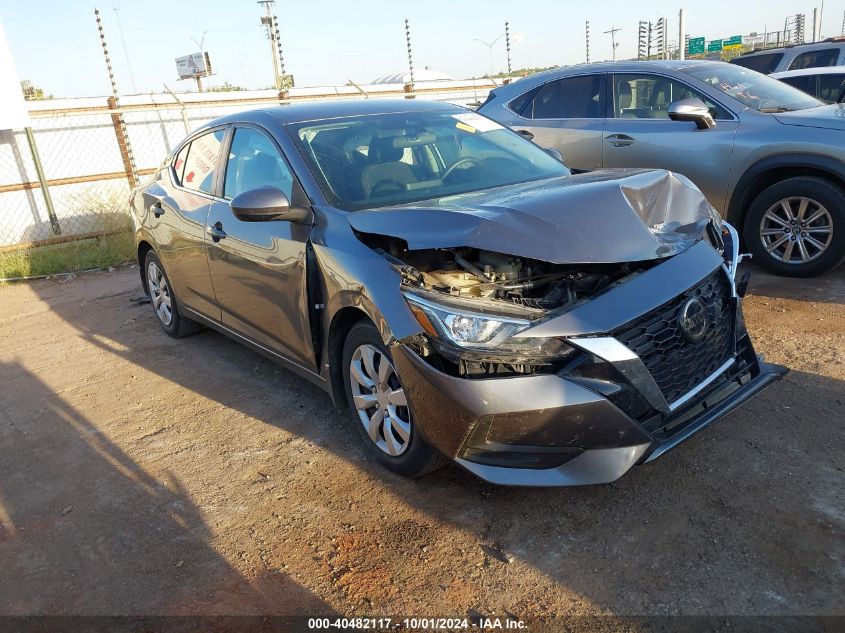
[521,75,602,119]
[731,52,783,74]
[789,48,840,70]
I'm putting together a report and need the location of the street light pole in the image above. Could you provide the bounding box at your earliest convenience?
[474,33,505,77]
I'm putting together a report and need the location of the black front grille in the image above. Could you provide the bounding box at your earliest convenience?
[614,269,735,406]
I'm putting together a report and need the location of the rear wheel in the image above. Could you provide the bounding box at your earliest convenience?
[744,177,845,277]
[341,320,446,478]
[144,251,202,338]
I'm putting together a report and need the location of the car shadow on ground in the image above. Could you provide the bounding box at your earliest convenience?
[0,357,337,617]
[9,267,844,617]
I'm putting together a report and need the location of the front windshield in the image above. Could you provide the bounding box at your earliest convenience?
[682,63,823,112]
[289,110,569,210]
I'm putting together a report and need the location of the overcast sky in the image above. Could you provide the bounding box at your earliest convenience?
[1,0,843,97]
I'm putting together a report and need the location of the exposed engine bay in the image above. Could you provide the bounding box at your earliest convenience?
[372,240,656,316]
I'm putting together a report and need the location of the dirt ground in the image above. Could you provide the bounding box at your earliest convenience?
[0,261,842,620]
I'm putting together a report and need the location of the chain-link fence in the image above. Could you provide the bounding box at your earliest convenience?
[0,79,497,251]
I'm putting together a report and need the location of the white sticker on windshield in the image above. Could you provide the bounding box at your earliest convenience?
[451,112,504,133]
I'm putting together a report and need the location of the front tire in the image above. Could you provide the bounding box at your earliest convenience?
[744,177,845,277]
[144,251,202,338]
[341,320,446,478]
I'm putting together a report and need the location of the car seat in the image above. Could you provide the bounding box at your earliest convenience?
[360,137,416,197]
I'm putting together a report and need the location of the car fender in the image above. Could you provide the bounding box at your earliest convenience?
[727,152,845,227]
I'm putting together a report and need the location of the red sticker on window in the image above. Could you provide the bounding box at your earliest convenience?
[185,170,195,182]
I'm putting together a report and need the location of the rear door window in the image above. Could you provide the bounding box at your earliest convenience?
[522,75,602,119]
[818,73,845,102]
[731,53,783,74]
[181,129,226,195]
[788,48,840,70]
[780,75,817,97]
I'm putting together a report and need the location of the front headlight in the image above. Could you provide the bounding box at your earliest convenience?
[403,292,573,361]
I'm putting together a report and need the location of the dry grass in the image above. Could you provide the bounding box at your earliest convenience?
[0,232,135,281]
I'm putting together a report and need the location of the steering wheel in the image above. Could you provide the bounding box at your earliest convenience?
[370,180,406,198]
[442,157,482,183]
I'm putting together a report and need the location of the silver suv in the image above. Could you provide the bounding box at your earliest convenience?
[478,60,845,277]
[730,40,845,75]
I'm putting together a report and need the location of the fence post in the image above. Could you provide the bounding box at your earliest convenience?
[23,126,61,236]
[107,96,138,189]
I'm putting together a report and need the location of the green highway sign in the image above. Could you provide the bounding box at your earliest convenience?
[687,37,705,55]
[708,39,723,52]
[724,35,743,49]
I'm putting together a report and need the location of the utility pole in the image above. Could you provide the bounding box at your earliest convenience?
[273,12,289,89]
[405,18,415,88]
[95,7,138,190]
[648,22,653,59]
[638,21,648,60]
[656,17,667,60]
[258,0,282,90]
[604,25,621,61]
[585,21,590,63]
[678,8,685,60]
[505,21,512,74]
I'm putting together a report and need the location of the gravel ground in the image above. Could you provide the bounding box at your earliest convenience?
[0,262,842,620]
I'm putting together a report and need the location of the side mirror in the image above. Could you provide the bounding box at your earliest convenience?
[230,186,311,223]
[668,98,716,130]
[543,147,565,163]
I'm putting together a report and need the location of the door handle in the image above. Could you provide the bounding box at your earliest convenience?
[150,203,165,218]
[205,222,227,242]
[515,129,535,141]
[605,133,636,147]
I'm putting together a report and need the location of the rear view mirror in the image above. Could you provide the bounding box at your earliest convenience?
[230,186,311,223]
[668,98,716,130]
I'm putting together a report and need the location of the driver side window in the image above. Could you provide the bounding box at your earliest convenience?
[223,128,294,201]
[613,75,730,120]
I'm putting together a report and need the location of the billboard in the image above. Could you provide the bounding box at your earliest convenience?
[175,52,212,80]
[0,19,30,130]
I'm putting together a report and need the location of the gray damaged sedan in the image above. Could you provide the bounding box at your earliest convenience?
[131,100,786,487]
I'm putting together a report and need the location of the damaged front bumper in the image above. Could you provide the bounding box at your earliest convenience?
[391,337,786,487]
[388,229,787,487]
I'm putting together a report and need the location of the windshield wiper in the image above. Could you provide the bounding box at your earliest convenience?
[759,107,794,113]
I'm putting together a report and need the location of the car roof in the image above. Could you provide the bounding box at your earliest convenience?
[771,66,845,78]
[206,98,464,127]
[736,39,845,57]
[485,60,729,99]
[518,59,724,77]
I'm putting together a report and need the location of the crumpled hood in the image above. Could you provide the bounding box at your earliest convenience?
[347,169,719,264]
[773,103,845,131]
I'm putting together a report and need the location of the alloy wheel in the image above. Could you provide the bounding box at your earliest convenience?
[759,196,834,265]
[147,261,173,326]
[349,344,411,457]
